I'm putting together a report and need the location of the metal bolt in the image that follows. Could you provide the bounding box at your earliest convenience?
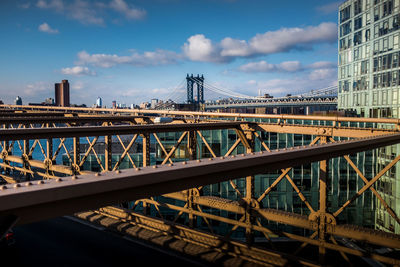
[72,175,79,180]
[231,155,235,158]
[115,170,121,174]
[182,161,187,165]
[208,158,213,161]
[196,159,201,162]
[56,178,62,182]
[25,182,32,186]
[37,180,44,185]
[220,156,224,160]
[153,165,157,169]
[0,185,7,190]
[95,173,100,177]
[14,184,21,188]
[168,163,173,167]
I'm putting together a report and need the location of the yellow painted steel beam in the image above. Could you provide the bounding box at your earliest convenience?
[255,123,397,137]
[3,104,400,125]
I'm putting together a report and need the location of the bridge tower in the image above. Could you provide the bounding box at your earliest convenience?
[186,74,204,104]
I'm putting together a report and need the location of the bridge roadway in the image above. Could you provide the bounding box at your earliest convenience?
[205,97,337,110]
[8,216,204,267]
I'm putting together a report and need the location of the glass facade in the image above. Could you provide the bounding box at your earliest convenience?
[339,0,400,233]
[339,0,400,117]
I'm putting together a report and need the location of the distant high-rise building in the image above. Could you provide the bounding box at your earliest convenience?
[96,97,102,108]
[112,100,117,108]
[14,96,22,105]
[151,98,159,109]
[55,80,70,107]
[45,98,55,105]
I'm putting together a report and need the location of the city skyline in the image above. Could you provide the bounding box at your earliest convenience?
[1,0,340,106]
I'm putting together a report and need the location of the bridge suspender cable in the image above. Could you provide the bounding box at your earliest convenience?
[192,77,337,101]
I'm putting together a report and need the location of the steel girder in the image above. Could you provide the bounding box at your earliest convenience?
[0,134,400,226]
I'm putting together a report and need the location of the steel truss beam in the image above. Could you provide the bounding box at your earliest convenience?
[1,133,400,225]
[4,104,400,125]
[0,122,245,141]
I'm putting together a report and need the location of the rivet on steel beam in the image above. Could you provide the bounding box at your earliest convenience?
[182,161,187,165]
[231,155,235,158]
[56,178,62,182]
[14,184,21,188]
[196,159,201,162]
[72,175,79,180]
[95,173,100,177]
[37,180,44,185]
[0,185,7,190]
[168,163,173,167]
[153,165,157,169]
[250,152,254,155]
[25,182,32,186]
[115,170,121,174]
[220,156,224,159]
[208,158,213,161]
[259,151,263,154]
[135,167,141,171]
[242,154,246,156]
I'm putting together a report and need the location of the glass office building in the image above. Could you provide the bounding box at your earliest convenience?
[338,0,400,233]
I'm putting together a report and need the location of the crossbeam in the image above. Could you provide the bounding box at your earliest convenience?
[3,104,400,125]
[0,122,244,141]
[0,116,147,125]
[1,133,399,226]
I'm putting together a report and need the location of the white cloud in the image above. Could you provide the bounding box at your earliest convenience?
[238,60,336,73]
[244,22,337,55]
[38,22,59,34]
[307,61,337,69]
[220,37,251,57]
[61,66,96,76]
[76,49,180,68]
[36,0,64,11]
[182,34,225,63]
[309,68,337,81]
[239,60,302,73]
[278,61,302,72]
[35,0,146,25]
[110,0,146,20]
[239,61,275,72]
[69,0,104,25]
[183,22,337,63]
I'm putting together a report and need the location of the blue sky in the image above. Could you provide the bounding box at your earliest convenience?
[0,0,342,106]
